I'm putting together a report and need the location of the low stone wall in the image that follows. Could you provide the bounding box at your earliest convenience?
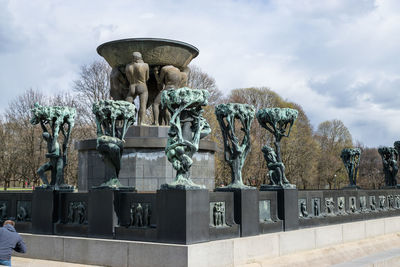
[16,216,400,267]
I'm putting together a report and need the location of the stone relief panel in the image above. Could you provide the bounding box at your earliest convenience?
[210,202,226,227]
[67,201,87,225]
[298,199,308,218]
[395,195,400,209]
[259,200,272,222]
[312,198,320,217]
[337,197,346,215]
[379,196,386,210]
[130,202,151,228]
[359,196,367,212]
[324,197,335,216]
[17,201,31,222]
[369,196,377,211]
[0,201,8,220]
[349,196,357,213]
[387,195,395,209]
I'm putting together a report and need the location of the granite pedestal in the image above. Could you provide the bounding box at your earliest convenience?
[31,189,60,235]
[215,188,259,237]
[88,189,122,238]
[260,186,298,231]
[157,188,209,244]
[76,126,217,191]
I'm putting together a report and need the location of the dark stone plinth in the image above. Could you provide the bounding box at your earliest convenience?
[157,188,209,244]
[215,187,259,237]
[32,189,59,235]
[259,191,283,234]
[260,186,298,231]
[54,192,89,237]
[115,227,157,242]
[88,188,133,238]
[209,191,240,241]
[15,222,32,233]
[55,224,88,237]
[114,192,157,242]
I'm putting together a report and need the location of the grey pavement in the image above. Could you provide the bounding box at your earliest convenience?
[331,247,400,267]
[11,257,104,267]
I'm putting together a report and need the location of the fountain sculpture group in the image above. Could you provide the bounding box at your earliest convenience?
[1,38,400,248]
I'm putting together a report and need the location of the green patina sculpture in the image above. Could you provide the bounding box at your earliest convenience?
[257,107,298,188]
[215,103,255,189]
[378,146,399,187]
[161,87,211,189]
[92,100,136,188]
[340,148,361,188]
[30,103,76,190]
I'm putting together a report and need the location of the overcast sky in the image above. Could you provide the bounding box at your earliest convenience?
[1,0,400,147]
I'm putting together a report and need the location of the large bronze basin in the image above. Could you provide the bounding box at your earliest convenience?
[97,38,199,69]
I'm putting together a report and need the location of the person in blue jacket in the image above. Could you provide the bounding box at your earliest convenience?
[0,220,26,266]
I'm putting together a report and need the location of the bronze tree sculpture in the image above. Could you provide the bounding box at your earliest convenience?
[92,100,136,188]
[340,148,361,188]
[378,146,399,187]
[215,103,256,189]
[30,103,75,190]
[161,87,211,189]
[257,107,298,188]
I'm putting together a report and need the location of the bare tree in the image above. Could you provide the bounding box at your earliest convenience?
[187,65,222,105]
[73,60,111,124]
[314,119,353,189]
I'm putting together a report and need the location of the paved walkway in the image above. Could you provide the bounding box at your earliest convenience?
[11,257,103,267]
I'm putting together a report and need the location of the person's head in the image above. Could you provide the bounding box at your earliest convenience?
[3,220,15,227]
[132,51,142,62]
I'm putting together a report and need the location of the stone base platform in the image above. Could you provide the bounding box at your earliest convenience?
[16,216,400,267]
[76,126,217,191]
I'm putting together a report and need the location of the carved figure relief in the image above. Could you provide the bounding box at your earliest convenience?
[259,200,272,222]
[67,202,87,224]
[388,195,395,209]
[325,198,335,215]
[379,196,386,210]
[349,197,357,213]
[312,198,320,217]
[30,103,75,189]
[210,202,226,227]
[337,197,346,215]
[130,203,151,227]
[370,196,377,211]
[395,195,400,209]
[0,201,7,220]
[359,196,367,212]
[17,201,31,222]
[298,199,308,218]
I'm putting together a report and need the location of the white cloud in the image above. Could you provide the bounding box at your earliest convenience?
[0,0,400,146]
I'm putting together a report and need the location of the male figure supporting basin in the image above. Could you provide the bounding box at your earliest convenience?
[153,65,188,125]
[125,52,149,125]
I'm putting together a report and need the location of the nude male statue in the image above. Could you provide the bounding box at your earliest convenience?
[125,52,149,125]
[110,67,129,100]
[37,121,65,187]
[153,65,189,125]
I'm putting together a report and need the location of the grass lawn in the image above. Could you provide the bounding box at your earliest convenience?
[0,187,33,191]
